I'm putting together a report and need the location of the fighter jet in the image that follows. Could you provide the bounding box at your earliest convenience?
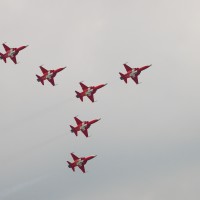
[75,82,107,102]
[70,116,100,137]
[67,153,97,173]
[119,63,152,84]
[36,65,66,86]
[0,43,28,64]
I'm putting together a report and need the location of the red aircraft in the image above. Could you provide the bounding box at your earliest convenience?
[119,63,152,84]
[70,116,100,137]
[75,82,107,102]
[36,65,66,86]
[67,153,97,173]
[0,43,28,64]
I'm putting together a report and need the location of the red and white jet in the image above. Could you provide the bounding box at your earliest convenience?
[75,82,107,102]
[36,65,66,86]
[70,116,100,137]
[67,153,97,173]
[119,63,152,84]
[0,43,28,64]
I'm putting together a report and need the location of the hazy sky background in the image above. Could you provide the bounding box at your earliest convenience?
[0,0,200,199]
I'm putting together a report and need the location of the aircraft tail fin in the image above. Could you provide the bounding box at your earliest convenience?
[119,72,127,83]
[70,125,78,136]
[36,75,44,85]
[0,52,6,63]
[67,161,75,172]
[75,91,83,102]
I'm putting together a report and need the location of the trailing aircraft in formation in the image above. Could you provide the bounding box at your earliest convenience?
[36,65,66,86]
[70,116,100,137]
[75,82,107,102]
[67,153,97,173]
[119,63,152,84]
[0,43,28,64]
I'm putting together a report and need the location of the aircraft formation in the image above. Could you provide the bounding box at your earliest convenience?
[1,42,152,173]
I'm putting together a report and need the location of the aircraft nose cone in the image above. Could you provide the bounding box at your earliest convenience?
[100,83,107,88]
[61,67,67,71]
[57,67,66,72]
[90,155,97,159]
[146,64,151,68]
[88,155,97,160]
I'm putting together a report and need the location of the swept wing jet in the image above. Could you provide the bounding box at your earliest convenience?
[67,153,97,173]
[36,65,66,86]
[75,82,107,102]
[70,116,100,137]
[119,63,151,84]
[0,43,28,64]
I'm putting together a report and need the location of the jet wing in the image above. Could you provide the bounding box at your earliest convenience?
[40,66,48,74]
[78,165,86,173]
[3,43,10,51]
[74,117,82,125]
[48,78,55,86]
[131,76,139,84]
[71,153,79,161]
[81,129,88,137]
[10,56,17,64]
[87,94,94,102]
[80,82,88,90]
[123,64,132,72]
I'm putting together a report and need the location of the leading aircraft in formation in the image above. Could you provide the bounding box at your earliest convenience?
[119,63,152,84]
[67,153,97,173]
[75,82,107,102]
[70,116,100,137]
[36,65,66,86]
[0,43,28,64]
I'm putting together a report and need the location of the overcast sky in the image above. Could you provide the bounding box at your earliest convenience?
[0,0,200,200]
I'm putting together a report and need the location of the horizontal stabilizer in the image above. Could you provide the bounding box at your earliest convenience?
[67,161,75,171]
[36,75,44,85]
[0,53,6,63]
[119,72,127,83]
[70,125,78,136]
[75,91,83,101]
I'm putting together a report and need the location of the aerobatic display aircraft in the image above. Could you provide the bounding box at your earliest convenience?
[67,153,97,173]
[75,82,107,102]
[0,43,28,64]
[36,65,66,86]
[70,116,101,137]
[119,63,152,84]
